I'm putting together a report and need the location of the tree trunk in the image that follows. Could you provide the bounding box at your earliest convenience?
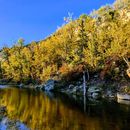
[83,69,89,96]
[83,94,86,112]
[123,57,130,77]
[83,71,86,96]
[123,57,130,68]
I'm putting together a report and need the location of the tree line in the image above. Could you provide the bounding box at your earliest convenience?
[0,0,130,84]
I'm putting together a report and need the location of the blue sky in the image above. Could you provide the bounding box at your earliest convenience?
[0,0,115,48]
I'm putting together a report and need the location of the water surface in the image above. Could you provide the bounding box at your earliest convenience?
[0,87,130,130]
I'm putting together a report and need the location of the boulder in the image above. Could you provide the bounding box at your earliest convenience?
[72,86,78,93]
[35,84,44,90]
[102,90,115,99]
[91,93,100,99]
[69,85,84,95]
[19,83,23,88]
[76,85,84,95]
[106,90,114,98]
[35,79,56,91]
[69,84,75,89]
[61,85,83,95]
[117,98,130,105]
[44,79,55,91]
[117,93,130,100]
[88,86,102,99]
[68,86,78,94]
[88,86,101,93]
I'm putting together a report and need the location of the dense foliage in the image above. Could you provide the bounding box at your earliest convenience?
[0,0,130,84]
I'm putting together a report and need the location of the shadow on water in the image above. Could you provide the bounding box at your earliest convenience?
[0,86,130,130]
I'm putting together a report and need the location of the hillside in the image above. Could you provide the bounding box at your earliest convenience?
[0,0,129,88]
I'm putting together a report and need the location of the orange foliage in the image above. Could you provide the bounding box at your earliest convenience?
[59,64,84,81]
[100,56,119,80]
[59,64,71,74]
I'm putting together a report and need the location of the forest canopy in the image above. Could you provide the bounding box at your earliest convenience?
[0,0,130,84]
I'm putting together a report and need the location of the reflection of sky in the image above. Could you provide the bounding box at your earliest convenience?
[0,85,8,89]
[0,118,7,130]
[0,0,115,48]
[16,122,30,130]
[0,117,30,130]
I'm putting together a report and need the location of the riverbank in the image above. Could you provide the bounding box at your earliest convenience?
[55,78,130,101]
[0,73,130,102]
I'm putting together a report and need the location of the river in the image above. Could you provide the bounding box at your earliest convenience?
[0,86,130,130]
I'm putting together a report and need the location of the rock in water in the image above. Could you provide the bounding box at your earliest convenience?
[117,98,130,105]
[103,90,115,99]
[44,79,55,91]
[117,93,130,100]
[88,86,102,99]
[19,83,23,88]
[88,86,101,93]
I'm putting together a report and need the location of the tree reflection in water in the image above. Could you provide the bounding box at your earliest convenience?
[0,87,130,130]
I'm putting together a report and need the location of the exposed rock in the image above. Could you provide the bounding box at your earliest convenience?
[35,84,44,90]
[34,79,56,91]
[117,93,130,100]
[69,84,75,89]
[102,90,116,99]
[106,90,114,98]
[76,81,82,86]
[94,75,98,78]
[76,85,84,95]
[91,93,100,99]
[88,86,101,93]
[19,83,24,88]
[87,86,102,99]
[117,98,130,105]
[61,84,84,96]
[44,79,55,91]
